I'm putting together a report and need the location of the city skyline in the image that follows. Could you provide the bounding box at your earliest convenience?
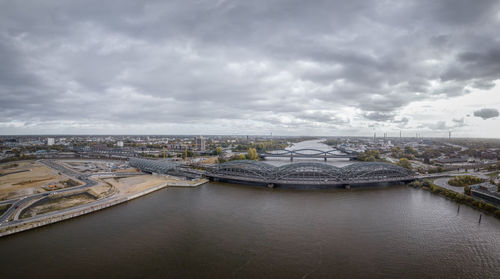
[1,0,500,137]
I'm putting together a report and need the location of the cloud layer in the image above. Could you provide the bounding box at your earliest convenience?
[473,108,499,119]
[0,0,500,135]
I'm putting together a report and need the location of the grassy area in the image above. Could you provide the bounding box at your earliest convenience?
[448,175,484,187]
[410,180,500,219]
[20,193,96,219]
[488,171,499,179]
[0,204,11,216]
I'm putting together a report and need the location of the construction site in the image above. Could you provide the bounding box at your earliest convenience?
[0,158,208,237]
[0,161,82,201]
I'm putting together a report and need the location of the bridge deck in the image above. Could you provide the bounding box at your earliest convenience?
[206,173,416,186]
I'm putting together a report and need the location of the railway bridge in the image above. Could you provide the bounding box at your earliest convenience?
[258,149,357,161]
[128,158,452,190]
[206,160,414,189]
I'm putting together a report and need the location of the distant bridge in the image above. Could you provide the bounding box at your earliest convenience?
[258,149,357,161]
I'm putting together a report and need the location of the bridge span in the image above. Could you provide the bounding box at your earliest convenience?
[129,158,448,190]
[258,149,357,161]
[205,160,414,189]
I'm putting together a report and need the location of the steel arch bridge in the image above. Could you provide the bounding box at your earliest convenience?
[258,149,357,161]
[207,160,414,186]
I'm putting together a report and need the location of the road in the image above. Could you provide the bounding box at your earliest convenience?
[0,160,144,229]
[434,177,464,194]
[0,160,97,225]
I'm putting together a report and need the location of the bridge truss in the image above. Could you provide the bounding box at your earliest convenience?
[129,158,179,174]
[207,161,414,185]
[258,148,357,160]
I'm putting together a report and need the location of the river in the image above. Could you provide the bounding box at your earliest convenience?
[0,140,499,278]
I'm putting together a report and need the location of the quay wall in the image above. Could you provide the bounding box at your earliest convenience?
[0,182,171,238]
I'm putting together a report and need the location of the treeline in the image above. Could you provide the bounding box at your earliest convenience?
[448,175,484,187]
[391,146,418,160]
[233,141,289,152]
[357,150,386,162]
[0,155,37,163]
[218,148,259,163]
[323,139,342,146]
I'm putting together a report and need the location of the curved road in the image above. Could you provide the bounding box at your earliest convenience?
[0,160,97,225]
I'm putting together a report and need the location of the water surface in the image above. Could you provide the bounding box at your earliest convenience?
[0,183,499,278]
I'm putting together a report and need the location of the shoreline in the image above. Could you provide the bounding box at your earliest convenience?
[409,180,500,220]
[0,178,208,238]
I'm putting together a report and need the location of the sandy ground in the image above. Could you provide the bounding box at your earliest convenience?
[20,193,96,219]
[0,161,74,201]
[87,183,116,199]
[198,156,219,164]
[112,168,140,173]
[103,175,177,197]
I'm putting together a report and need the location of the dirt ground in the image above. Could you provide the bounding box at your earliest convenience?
[20,193,96,219]
[87,183,116,199]
[0,161,73,201]
[198,156,219,164]
[103,175,176,196]
[112,168,140,173]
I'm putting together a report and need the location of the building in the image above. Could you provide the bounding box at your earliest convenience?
[117,141,124,148]
[195,136,206,151]
[47,138,55,146]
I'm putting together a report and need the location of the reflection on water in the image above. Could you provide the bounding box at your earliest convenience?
[1,183,499,278]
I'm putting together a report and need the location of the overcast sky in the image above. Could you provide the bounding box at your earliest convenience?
[1,0,500,137]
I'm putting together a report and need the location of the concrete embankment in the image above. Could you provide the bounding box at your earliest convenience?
[166,179,208,188]
[0,178,208,237]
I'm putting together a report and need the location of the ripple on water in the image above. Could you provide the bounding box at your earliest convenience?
[0,183,499,278]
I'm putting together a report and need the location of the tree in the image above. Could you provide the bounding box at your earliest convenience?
[237,154,246,160]
[247,148,258,160]
[215,147,223,155]
[358,150,381,161]
[391,147,401,158]
[397,158,412,170]
[464,185,471,195]
[404,146,418,156]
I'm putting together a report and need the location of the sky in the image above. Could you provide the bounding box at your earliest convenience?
[1,0,500,137]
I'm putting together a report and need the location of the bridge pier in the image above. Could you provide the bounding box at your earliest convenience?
[290,156,293,162]
[267,183,274,188]
[324,157,327,162]
[345,184,351,190]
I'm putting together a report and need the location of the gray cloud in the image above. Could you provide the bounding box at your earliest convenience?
[0,0,499,134]
[363,112,395,122]
[473,108,499,120]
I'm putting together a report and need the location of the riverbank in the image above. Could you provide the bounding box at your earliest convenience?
[0,177,209,237]
[410,180,500,219]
